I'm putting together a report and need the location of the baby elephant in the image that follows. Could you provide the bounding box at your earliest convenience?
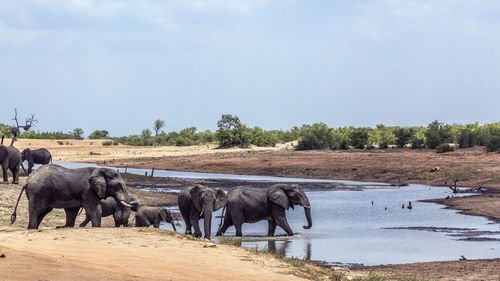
[135,206,177,231]
[79,196,138,227]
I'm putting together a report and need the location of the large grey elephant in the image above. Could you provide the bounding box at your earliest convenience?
[0,141,21,184]
[21,148,52,175]
[178,185,227,239]
[11,164,133,229]
[79,196,139,227]
[134,206,176,231]
[216,184,312,237]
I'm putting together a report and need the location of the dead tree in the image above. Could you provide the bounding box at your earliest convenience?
[9,108,37,145]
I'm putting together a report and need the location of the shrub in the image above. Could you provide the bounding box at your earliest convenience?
[89,130,109,139]
[486,135,500,152]
[349,127,369,149]
[436,143,454,153]
[57,141,64,145]
[102,141,113,146]
[296,123,334,150]
[394,127,412,148]
[425,120,452,149]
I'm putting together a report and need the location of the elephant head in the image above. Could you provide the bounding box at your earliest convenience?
[190,184,227,238]
[89,168,132,208]
[20,148,31,162]
[267,184,312,230]
[159,208,177,232]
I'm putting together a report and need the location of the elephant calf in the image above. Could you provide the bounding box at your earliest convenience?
[134,206,177,231]
[80,196,139,227]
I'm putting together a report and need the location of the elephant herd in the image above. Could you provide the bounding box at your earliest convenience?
[6,150,313,239]
[0,137,52,184]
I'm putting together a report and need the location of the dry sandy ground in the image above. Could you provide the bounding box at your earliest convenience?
[0,228,312,281]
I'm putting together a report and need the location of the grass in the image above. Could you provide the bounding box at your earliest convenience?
[218,236,242,246]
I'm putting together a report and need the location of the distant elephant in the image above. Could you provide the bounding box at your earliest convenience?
[178,185,227,239]
[134,206,177,231]
[21,148,52,175]
[216,184,312,237]
[79,196,139,227]
[0,142,21,184]
[11,164,133,229]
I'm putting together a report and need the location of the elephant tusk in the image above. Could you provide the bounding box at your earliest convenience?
[200,210,204,217]
[120,201,132,208]
[303,205,311,209]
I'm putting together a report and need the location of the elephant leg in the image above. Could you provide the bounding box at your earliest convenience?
[272,206,293,235]
[274,217,293,236]
[37,208,54,228]
[57,208,79,228]
[189,211,202,238]
[28,162,33,175]
[216,212,233,236]
[11,167,19,184]
[180,205,192,235]
[2,163,8,182]
[79,215,91,227]
[28,197,49,229]
[113,211,121,227]
[267,220,277,237]
[234,222,243,237]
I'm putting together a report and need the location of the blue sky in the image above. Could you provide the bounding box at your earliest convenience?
[1,0,499,136]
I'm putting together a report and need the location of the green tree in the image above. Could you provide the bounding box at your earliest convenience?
[425,120,452,149]
[72,128,84,139]
[394,127,412,148]
[296,123,334,150]
[141,128,152,138]
[349,127,369,149]
[89,130,109,139]
[153,119,165,136]
[216,114,250,147]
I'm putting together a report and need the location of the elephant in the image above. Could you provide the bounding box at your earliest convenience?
[21,148,52,175]
[79,196,139,227]
[0,142,21,184]
[134,206,177,231]
[216,184,312,237]
[11,164,133,229]
[178,185,227,239]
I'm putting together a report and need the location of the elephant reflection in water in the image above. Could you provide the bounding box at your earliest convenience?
[266,240,312,261]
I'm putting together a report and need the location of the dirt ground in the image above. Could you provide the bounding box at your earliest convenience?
[1,139,500,280]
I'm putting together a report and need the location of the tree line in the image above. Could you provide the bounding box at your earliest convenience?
[2,115,500,152]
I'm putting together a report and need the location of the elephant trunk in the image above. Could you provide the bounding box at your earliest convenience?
[203,205,213,239]
[301,195,312,230]
[171,221,177,232]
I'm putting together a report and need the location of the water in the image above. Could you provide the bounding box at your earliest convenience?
[49,161,500,266]
[163,186,500,266]
[51,161,389,186]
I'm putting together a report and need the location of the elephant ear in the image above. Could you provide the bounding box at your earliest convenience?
[213,188,227,211]
[190,185,205,213]
[89,169,107,199]
[267,184,290,210]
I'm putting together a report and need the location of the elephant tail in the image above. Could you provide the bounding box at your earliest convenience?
[216,206,226,234]
[11,184,27,225]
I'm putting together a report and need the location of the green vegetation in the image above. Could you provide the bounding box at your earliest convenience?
[89,130,109,139]
[217,236,242,246]
[5,115,500,153]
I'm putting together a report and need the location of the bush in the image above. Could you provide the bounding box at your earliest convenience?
[425,120,452,149]
[394,127,412,148]
[349,127,369,149]
[486,135,500,152]
[89,130,109,139]
[102,141,113,146]
[436,143,454,153]
[296,123,334,150]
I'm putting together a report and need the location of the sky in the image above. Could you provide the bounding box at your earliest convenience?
[1,0,499,137]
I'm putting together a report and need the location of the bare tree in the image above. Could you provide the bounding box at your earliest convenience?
[9,108,37,144]
[153,119,165,136]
